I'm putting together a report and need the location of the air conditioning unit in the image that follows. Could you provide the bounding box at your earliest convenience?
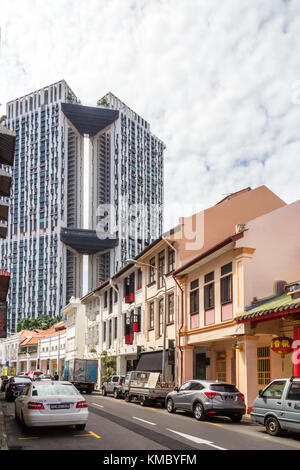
[235,223,247,234]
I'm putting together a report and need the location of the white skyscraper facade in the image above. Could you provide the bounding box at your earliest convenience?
[1,81,164,333]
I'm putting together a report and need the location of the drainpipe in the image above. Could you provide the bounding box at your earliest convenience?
[172,274,183,386]
[162,235,183,386]
[109,277,119,296]
[109,277,119,373]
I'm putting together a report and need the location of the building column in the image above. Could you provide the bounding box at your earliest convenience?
[116,355,122,375]
[236,336,258,412]
[181,345,194,383]
[293,326,300,378]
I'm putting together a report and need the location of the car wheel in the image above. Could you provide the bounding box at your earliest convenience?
[193,402,206,421]
[125,393,131,402]
[230,414,243,422]
[102,387,107,396]
[265,416,281,436]
[140,395,148,406]
[20,411,29,431]
[75,424,86,431]
[14,405,19,421]
[167,398,175,413]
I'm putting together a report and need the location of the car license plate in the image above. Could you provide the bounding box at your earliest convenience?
[224,395,234,400]
[50,403,70,410]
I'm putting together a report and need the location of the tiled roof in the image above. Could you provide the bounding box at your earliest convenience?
[20,336,40,346]
[235,294,300,322]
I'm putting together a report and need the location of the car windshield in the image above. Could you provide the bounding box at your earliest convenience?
[210,384,239,393]
[14,377,31,383]
[32,383,80,397]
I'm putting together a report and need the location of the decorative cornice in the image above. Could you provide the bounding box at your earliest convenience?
[234,247,256,257]
[180,319,237,336]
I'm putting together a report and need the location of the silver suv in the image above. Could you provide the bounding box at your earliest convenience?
[166,380,246,422]
[102,375,125,398]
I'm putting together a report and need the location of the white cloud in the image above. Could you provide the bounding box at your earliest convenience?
[1,0,300,229]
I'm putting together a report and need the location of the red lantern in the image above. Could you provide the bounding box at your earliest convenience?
[271,336,293,373]
[270,336,293,356]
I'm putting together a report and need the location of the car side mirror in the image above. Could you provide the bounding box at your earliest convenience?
[258,389,263,397]
[174,386,179,392]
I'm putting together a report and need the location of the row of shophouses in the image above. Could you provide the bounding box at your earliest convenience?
[1,185,300,411]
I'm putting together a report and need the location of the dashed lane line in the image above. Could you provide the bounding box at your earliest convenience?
[88,404,198,450]
[132,417,157,426]
[166,428,227,450]
[91,403,104,408]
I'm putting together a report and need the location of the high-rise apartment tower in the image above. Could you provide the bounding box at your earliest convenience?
[1,80,164,332]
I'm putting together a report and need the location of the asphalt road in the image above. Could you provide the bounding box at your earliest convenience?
[2,391,300,451]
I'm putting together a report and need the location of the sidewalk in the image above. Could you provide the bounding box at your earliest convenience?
[0,400,8,450]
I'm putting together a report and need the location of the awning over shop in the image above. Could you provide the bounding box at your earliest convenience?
[235,293,300,323]
[136,350,166,372]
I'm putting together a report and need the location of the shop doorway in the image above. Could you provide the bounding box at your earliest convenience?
[194,353,206,380]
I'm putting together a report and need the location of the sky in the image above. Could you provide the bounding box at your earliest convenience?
[1,0,300,231]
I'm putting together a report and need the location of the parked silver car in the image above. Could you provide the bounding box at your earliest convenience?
[102,375,125,398]
[166,380,246,422]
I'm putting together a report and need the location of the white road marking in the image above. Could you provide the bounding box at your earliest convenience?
[166,428,227,450]
[133,417,157,426]
[91,403,104,408]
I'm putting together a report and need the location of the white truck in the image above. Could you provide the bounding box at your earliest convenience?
[124,371,174,406]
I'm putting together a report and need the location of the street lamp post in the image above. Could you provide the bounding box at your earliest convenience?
[126,259,168,382]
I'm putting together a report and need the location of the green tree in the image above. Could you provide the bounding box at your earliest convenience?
[17,315,63,332]
[96,97,109,107]
[100,350,116,384]
[66,92,81,105]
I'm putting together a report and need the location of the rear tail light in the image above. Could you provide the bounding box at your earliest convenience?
[119,379,122,385]
[204,392,221,399]
[28,402,45,410]
[9,384,15,390]
[247,407,254,414]
[76,401,88,408]
[238,393,245,400]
